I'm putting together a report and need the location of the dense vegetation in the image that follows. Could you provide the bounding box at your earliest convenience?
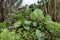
[0,0,60,40]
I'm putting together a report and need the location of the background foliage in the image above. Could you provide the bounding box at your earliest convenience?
[0,0,60,40]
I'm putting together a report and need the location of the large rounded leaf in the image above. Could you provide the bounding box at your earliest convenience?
[24,26,30,30]
[30,9,44,20]
[36,29,45,40]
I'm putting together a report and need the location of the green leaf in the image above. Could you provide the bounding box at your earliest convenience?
[24,26,30,30]
[33,22,37,26]
[13,14,24,21]
[30,9,44,20]
[24,20,31,25]
[13,21,22,28]
[36,29,45,40]
[0,21,6,28]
